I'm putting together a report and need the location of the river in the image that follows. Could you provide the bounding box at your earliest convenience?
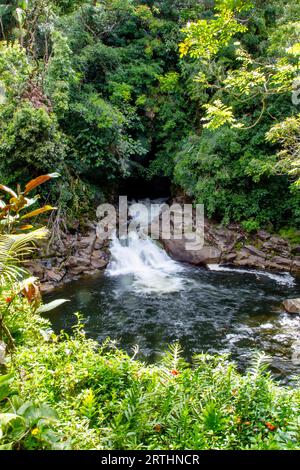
[45,200,300,381]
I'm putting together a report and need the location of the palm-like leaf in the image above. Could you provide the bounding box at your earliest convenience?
[0,227,48,285]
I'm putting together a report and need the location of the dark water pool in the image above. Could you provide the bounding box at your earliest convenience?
[45,264,300,381]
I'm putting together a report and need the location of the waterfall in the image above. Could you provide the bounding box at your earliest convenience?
[106,199,184,294]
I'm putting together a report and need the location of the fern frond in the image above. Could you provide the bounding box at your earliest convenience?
[161,342,186,371]
[247,351,270,378]
[0,228,48,285]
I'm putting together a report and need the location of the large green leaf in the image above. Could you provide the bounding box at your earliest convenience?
[36,299,70,314]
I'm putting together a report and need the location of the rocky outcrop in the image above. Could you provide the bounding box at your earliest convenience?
[159,202,300,275]
[25,224,109,292]
[283,299,300,314]
[163,238,221,265]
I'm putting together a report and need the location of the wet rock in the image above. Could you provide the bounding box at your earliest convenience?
[291,260,300,275]
[235,256,266,269]
[269,256,292,267]
[40,282,56,293]
[91,259,108,270]
[45,269,65,283]
[223,252,237,263]
[162,238,221,265]
[69,265,86,275]
[265,261,287,272]
[283,298,300,314]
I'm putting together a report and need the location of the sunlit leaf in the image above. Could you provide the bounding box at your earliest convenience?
[0,184,17,199]
[36,299,70,314]
[24,173,60,195]
[20,206,57,219]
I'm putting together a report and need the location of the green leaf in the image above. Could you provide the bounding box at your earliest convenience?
[36,299,70,314]
[0,413,21,426]
[0,443,13,450]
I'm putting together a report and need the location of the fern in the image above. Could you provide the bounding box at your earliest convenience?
[161,342,187,371]
[0,228,48,285]
[247,352,271,379]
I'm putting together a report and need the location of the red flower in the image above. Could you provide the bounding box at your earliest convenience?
[170,369,179,376]
[265,422,276,431]
[5,297,12,303]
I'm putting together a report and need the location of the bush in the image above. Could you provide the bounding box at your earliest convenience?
[1,300,299,450]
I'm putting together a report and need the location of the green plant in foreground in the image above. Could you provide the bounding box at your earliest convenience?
[2,300,298,451]
[0,373,70,450]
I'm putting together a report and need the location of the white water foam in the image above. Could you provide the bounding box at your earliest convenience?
[207,264,296,287]
[106,199,184,294]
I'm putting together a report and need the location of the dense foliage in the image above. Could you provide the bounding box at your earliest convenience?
[1,300,300,450]
[0,0,299,229]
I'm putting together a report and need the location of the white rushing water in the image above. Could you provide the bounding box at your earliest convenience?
[107,198,296,293]
[106,199,184,294]
[207,264,296,287]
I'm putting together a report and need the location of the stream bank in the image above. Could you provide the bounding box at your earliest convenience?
[27,201,300,293]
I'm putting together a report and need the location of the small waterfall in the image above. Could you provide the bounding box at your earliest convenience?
[106,199,184,294]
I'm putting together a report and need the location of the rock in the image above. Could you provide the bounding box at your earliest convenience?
[162,238,221,265]
[91,259,108,270]
[40,282,56,293]
[291,260,300,275]
[68,265,86,275]
[283,298,300,314]
[67,256,90,268]
[257,230,271,241]
[77,235,96,249]
[265,261,287,272]
[244,245,266,259]
[235,256,266,269]
[269,256,292,267]
[45,269,64,283]
[223,252,237,262]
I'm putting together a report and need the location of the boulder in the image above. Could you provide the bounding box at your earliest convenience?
[162,238,221,265]
[291,260,300,275]
[91,259,108,270]
[68,265,86,275]
[283,298,300,314]
[223,252,237,263]
[45,269,65,283]
[67,256,90,268]
[235,256,266,269]
[244,245,266,259]
[257,230,271,241]
[269,256,292,267]
[77,234,96,249]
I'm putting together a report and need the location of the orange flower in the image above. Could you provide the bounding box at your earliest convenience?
[244,421,251,426]
[265,422,276,431]
[5,297,12,303]
[170,369,179,376]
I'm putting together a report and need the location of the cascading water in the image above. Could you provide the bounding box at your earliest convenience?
[106,199,184,294]
[46,198,300,381]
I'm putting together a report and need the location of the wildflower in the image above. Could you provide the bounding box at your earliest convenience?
[154,424,162,432]
[170,369,179,376]
[244,421,251,425]
[5,297,12,303]
[265,422,276,431]
[31,428,40,436]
